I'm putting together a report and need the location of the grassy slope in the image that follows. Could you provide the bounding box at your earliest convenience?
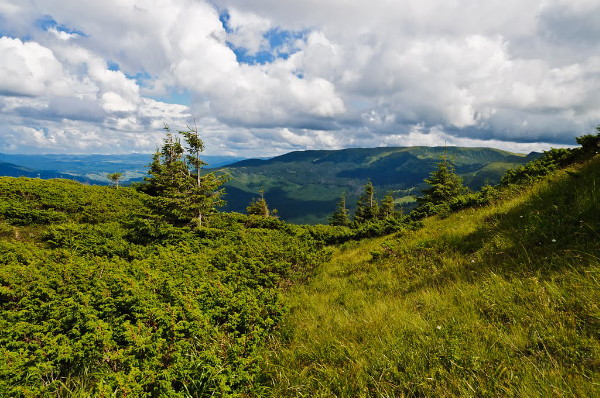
[264,156,600,396]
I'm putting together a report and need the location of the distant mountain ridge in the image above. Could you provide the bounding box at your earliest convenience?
[0,153,246,183]
[217,146,542,223]
[0,161,92,183]
[0,147,542,224]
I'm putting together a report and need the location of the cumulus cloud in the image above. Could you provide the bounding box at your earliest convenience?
[0,37,72,97]
[225,8,272,55]
[0,0,598,156]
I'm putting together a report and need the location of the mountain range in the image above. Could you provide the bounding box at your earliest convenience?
[0,153,246,184]
[0,161,93,183]
[217,146,541,223]
[0,147,541,224]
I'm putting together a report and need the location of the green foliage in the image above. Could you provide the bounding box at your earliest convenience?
[351,217,409,239]
[305,224,355,245]
[144,125,228,226]
[501,128,600,187]
[221,146,533,224]
[414,129,600,220]
[500,148,573,186]
[42,222,131,259]
[0,177,328,396]
[418,153,465,206]
[2,131,598,396]
[0,220,12,237]
[107,172,123,188]
[378,192,397,219]
[353,181,379,224]
[329,193,350,226]
[306,218,411,246]
[575,126,600,154]
[246,189,274,217]
[0,177,145,226]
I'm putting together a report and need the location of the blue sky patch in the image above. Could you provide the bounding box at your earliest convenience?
[107,61,120,72]
[150,89,192,107]
[229,28,306,65]
[125,70,152,88]
[219,12,233,34]
[219,10,306,65]
[36,15,87,37]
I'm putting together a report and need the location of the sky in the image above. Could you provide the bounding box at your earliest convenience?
[0,0,599,157]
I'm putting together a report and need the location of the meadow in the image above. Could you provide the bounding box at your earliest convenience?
[263,156,600,396]
[0,137,598,396]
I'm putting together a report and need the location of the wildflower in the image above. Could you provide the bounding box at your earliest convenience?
[552,239,556,242]
[436,325,442,330]
[471,259,475,263]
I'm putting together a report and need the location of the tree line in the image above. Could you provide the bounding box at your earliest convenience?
[328,151,465,226]
[133,123,600,230]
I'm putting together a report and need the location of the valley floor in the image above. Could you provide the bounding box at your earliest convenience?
[263,157,600,397]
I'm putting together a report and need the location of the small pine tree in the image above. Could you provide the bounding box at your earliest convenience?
[354,181,379,223]
[107,172,123,189]
[329,193,350,226]
[418,153,465,206]
[378,192,396,219]
[246,189,271,217]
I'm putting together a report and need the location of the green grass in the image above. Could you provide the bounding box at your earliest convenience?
[262,156,600,396]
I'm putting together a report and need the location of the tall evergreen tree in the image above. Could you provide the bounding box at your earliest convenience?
[354,181,379,223]
[378,192,396,219]
[329,193,350,226]
[418,153,465,206]
[145,124,227,225]
[180,123,227,226]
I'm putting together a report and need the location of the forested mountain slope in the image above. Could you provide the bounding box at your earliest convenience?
[264,155,600,396]
[219,146,539,223]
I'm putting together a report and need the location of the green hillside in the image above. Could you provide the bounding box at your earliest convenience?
[263,155,600,396]
[0,178,330,396]
[0,138,597,396]
[219,146,538,224]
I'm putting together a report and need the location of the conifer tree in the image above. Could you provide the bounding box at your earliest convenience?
[246,189,272,217]
[378,192,396,219]
[354,181,379,223]
[145,124,227,225]
[107,172,123,189]
[329,193,350,226]
[418,153,465,206]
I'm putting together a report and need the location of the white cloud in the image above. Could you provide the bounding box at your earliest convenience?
[0,37,72,97]
[0,0,598,156]
[47,27,79,41]
[225,8,272,55]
